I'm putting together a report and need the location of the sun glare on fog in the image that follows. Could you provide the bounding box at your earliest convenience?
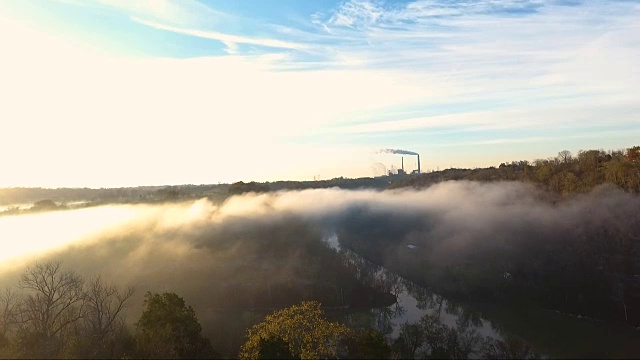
[0,199,221,273]
[0,206,140,270]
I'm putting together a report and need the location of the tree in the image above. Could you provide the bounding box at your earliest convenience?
[228,181,270,196]
[578,150,602,170]
[392,314,482,359]
[441,326,482,360]
[0,263,134,358]
[562,171,580,194]
[156,186,181,200]
[16,261,85,357]
[393,322,424,359]
[80,276,134,358]
[31,199,58,211]
[341,329,391,359]
[135,292,213,359]
[421,314,450,359]
[557,150,572,164]
[239,301,351,359]
[603,159,631,188]
[626,146,640,163]
[480,336,539,359]
[533,159,554,184]
[0,288,19,355]
[255,337,294,359]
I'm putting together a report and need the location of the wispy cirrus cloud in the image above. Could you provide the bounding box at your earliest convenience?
[332,100,640,135]
[132,17,310,52]
[47,0,311,54]
[302,0,640,144]
[322,0,552,30]
[94,0,228,27]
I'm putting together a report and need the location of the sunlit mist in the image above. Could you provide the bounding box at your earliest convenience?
[0,206,139,268]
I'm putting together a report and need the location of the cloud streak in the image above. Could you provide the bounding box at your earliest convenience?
[95,0,227,27]
[132,17,310,51]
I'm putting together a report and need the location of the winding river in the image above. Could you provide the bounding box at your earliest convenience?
[331,238,640,359]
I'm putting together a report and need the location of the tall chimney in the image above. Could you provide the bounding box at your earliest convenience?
[402,156,404,171]
[417,154,421,173]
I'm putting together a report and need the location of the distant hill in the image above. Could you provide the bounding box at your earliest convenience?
[2,145,638,213]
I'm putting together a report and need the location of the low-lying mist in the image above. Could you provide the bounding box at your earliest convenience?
[1,181,639,331]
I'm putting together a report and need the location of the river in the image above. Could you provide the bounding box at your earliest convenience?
[329,236,640,359]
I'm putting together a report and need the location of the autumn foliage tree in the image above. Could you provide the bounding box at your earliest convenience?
[626,146,640,163]
[239,301,351,359]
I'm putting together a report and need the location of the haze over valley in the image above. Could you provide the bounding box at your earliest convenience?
[1,0,639,358]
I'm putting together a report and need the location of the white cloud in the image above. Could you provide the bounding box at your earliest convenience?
[332,100,640,135]
[94,0,225,26]
[325,0,552,28]
[328,1,385,28]
[132,17,309,51]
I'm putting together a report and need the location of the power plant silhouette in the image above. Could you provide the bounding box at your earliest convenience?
[378,148,421,176]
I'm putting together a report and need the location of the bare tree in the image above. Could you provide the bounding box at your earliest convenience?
[82,276,134,357]
[17,261,86,357]
[558,150,572,164]
[0,288,20,336]
[0,287,20,354]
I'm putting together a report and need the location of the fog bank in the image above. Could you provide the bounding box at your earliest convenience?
[1,181,638,324]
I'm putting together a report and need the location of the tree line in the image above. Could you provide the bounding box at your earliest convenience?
[389,146,640,195]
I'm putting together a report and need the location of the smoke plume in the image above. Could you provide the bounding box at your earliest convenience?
[379,148,418,155]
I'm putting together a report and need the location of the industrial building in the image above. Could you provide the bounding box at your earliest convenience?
[387,153,421,176]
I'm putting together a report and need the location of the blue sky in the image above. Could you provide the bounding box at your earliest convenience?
[0,0,639,187]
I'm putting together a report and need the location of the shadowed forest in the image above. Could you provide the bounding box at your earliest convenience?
[0,146,639,358]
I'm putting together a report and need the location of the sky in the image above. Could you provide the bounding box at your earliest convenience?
[0,0,639,188]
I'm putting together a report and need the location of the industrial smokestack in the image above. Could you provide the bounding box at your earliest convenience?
[377,148,420,174]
